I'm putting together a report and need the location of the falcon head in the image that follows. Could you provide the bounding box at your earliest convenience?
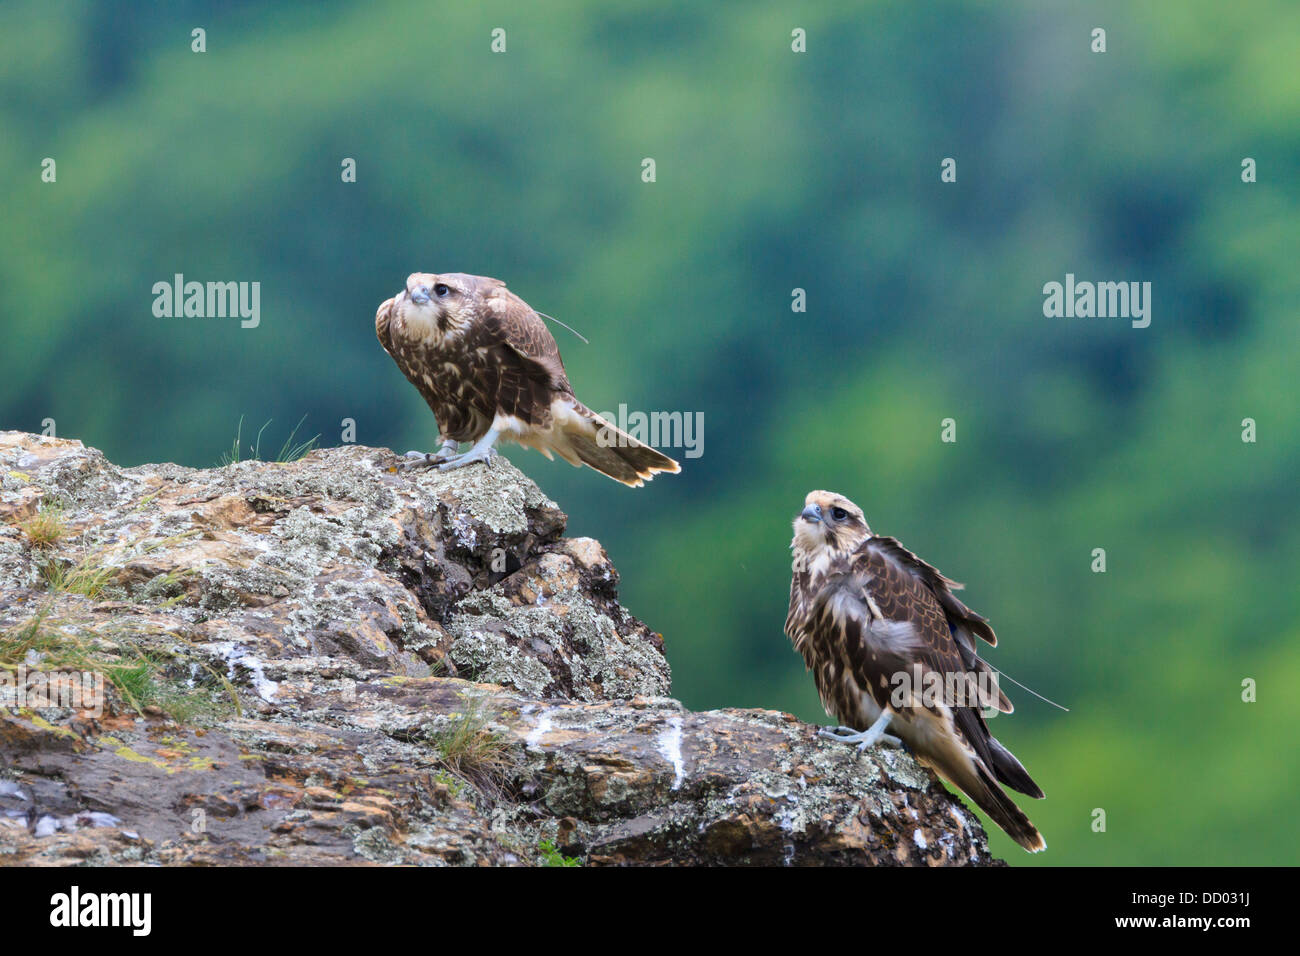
[396,272,504,343]
[792,490,872,556]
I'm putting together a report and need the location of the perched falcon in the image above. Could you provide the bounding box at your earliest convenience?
[785,490,1046,852]
[375,272,681,486]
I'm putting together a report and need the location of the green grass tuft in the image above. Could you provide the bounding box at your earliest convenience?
[425,696,520,801]
[38,552,116,598]
[220,415,319,466]
[0,609,239,722]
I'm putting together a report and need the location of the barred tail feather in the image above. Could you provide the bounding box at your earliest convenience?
[963,764,1046,853]
[539,399,681,487]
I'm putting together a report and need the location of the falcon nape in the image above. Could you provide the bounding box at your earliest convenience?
[376,271,680,487]
[785,490,1047,852]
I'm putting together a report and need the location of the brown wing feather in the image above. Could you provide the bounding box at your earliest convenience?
[786,534,1044,849]
[868,536,997,645]
[475,289,574,426]
[483,289,569,382]
[857,544,984,709]
[786,549,997,777]
[866,536,1011,713]
[856,538,1042,799]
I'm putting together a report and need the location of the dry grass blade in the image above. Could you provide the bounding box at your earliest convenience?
[426,696,520,801]
[20,501,67,547]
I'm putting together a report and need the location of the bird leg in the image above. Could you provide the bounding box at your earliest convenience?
[817,711,902,752]
[400,438,459,468]
[438,427,500,472]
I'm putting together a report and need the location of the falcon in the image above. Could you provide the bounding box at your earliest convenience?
[375,272,681,486]
[785,490,1046,852]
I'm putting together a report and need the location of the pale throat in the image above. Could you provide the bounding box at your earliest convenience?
[401,306,465,347]
[792,531,848,577]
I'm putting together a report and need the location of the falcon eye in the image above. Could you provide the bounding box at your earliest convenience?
[434,283,450,297]
[831,507,848,521]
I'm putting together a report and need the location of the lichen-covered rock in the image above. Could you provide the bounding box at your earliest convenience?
[0,432,998,866]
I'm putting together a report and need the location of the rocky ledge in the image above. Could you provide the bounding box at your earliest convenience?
[0,431,997,866]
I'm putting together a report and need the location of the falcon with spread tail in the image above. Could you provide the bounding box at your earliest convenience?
[376,272,680,486]
[785,490,1046,852]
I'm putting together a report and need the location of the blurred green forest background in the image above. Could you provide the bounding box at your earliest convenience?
[2,1,1297,864]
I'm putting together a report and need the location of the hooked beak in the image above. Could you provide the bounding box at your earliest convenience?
[409,285,432,306]
[800,504,822,524]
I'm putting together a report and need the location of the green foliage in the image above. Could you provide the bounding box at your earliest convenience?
[1,0,1296,863]
[538,839,581,868]
[0,609,236,721]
